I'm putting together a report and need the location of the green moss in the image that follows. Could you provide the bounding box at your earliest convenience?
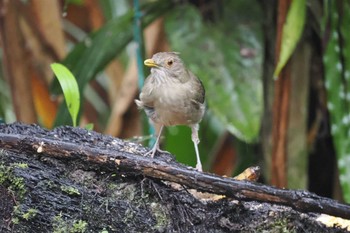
[149,202,169,231]
[52,214,88,233]
[12,163,29,169]
[11,217,19,224]
[109,183,138,201]
[52,214,66,233]
[271,218,294,232]
[45,180,55,189]
[258,217,295,233]
[60,185,81,196]
[10,176,26,197]
[71,220,88,233]
[22,208,38,220]
[106,182,118,191]
[12,205,38,224]
[0,162,30,224]
[0,164,10,183]
[0,164,27,199]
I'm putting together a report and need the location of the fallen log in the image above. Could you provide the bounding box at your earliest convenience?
[0,122,349,232]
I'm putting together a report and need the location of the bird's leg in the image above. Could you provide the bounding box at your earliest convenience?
[145,125,164,158]
[191,124,203,172]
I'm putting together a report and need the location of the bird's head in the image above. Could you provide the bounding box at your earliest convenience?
[144,52,188,81]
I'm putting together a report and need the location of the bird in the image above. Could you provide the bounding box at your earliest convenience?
[135,52,206,171]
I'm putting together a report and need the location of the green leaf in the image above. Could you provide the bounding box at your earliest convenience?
[323,1,350,203]
[84,123,94,130]
[51,1,174,126]
[50,63,80,127]
[0,77,15,123]
[65,0,84,5]
[273,0,306,79]
[165,2,263,142]
[99,0,129,21]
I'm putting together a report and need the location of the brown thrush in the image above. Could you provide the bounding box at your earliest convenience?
[135,52,205,171]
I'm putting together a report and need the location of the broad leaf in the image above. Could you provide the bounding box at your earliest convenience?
[165,2,263,142]
[273,0,306,78]
[51,63,80,126]
[323,0,350,203]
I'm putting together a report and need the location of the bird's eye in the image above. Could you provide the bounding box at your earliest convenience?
[166,60,173,66]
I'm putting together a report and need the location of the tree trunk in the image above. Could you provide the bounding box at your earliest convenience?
[0,123,349,232]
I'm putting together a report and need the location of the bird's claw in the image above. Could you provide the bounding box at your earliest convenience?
[144,147,170,158]
[144,148,157,158]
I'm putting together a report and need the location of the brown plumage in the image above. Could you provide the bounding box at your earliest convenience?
[135,52,205,171]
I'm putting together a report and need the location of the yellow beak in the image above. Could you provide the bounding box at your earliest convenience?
[144,59,158,67]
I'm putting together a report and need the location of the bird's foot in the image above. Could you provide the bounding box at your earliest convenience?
[144,147,157,158]
[144,147,170,158]
[195,163,203,172]
[155,148,169,154]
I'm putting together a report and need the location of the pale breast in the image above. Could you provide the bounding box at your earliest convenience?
[140,79,205,126]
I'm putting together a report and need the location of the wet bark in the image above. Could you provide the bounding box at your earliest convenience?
[0,122,348,232]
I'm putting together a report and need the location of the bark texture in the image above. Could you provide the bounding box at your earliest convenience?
[0,123,348,232]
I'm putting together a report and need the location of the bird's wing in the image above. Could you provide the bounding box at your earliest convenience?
[135,75,158,121]
[189,72,205,104]
[138,75,156,108]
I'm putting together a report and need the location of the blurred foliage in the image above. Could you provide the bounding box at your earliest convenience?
[273,0,306,78]
[51,0,174,126]
[165,2,263,143]
[322,0,350,202]
[0,30,13,123]
[99,0,128,20]
[65,0,84,5]
[0,78,15,123]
